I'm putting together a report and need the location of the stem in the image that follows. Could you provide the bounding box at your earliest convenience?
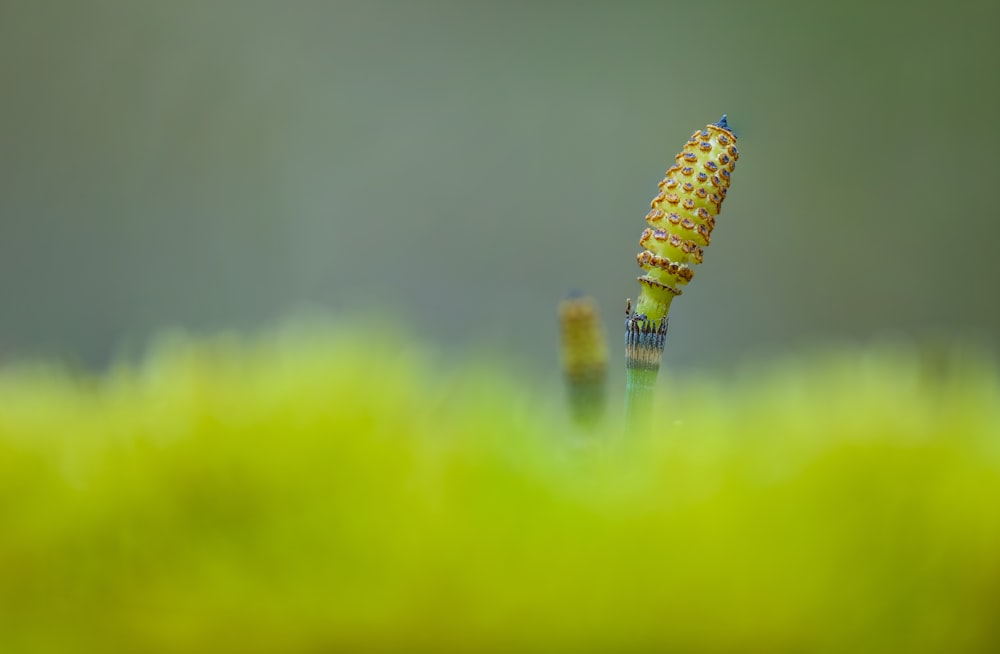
[624,311,667,431]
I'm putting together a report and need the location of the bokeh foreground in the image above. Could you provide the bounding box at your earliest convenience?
[1,322,998,652]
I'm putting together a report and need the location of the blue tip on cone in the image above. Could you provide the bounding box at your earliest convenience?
[712,115,736,137]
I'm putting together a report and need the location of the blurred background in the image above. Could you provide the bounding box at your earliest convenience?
[2,1,998,380]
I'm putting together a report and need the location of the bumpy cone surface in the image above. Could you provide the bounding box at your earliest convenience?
[635,116,739,325]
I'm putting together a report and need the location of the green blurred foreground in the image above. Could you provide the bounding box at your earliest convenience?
[1,323,999,653]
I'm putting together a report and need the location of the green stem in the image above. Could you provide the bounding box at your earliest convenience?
[624,313,667,431]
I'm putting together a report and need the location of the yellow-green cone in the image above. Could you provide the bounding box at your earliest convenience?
[626,116,740,426]
[558,294,608,427]
[634,115,739,325]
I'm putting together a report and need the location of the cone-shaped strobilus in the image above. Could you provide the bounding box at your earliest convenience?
[625,116,740,425]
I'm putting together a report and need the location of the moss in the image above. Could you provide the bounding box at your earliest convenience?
[1,324,998,653]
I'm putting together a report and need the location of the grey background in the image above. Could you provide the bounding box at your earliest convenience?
[2,1,998,377]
